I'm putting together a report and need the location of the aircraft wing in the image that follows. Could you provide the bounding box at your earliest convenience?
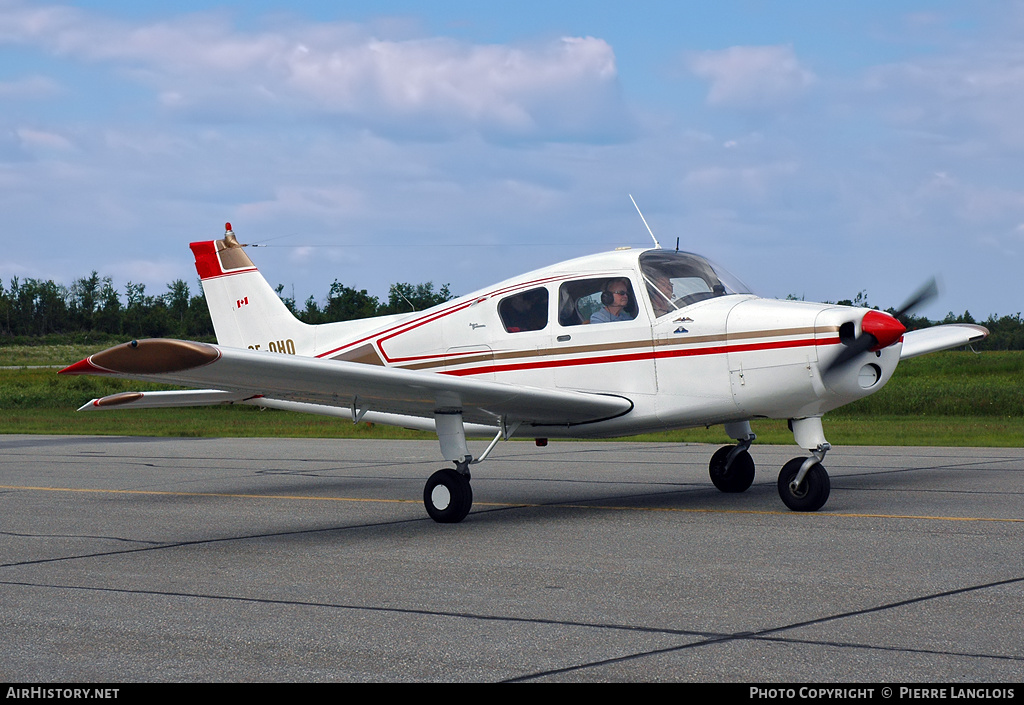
[899,324,989,360]
[60,338,633,428]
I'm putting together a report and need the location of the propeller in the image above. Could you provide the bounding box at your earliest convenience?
[892,277,939,321]
[825,277,939,373]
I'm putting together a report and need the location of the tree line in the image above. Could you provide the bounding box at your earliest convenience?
[0,273,453,341]
[1,272,1020,350]
[0,273,211,340]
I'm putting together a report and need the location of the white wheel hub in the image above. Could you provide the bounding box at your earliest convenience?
[431,484,452,510]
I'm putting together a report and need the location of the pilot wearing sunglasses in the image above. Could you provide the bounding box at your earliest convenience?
[590,278,636,324]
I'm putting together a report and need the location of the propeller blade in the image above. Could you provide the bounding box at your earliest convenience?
[893,277,939,320]
[826,331,878,372]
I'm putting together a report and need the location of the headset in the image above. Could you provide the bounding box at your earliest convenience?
[601,279,629,306]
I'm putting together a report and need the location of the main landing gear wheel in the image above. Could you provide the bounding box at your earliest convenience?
[709,445,755,493]
[777,458,830,512]
[424,468,473,523]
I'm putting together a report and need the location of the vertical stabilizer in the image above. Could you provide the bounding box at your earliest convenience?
[190,224,314,354]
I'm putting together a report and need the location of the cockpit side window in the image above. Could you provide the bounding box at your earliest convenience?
[639,251,750,318]
[558,277,639,326]
[498,287,549,333]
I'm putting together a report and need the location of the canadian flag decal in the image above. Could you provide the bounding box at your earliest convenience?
[236,297,249,309]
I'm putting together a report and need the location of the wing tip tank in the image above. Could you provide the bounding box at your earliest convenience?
[59,339,220,376]
[59,357,107,376]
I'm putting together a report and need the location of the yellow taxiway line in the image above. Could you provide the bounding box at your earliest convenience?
[3,484,1022,524]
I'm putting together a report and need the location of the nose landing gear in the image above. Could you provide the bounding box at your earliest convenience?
[779,417,832,512]
[777,454,831,512]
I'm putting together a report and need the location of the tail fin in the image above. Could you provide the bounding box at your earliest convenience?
[190,224,313,354]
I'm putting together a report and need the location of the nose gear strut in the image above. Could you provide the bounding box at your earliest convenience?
[778,417,832,511]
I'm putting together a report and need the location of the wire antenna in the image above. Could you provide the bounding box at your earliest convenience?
[629,195,661,249]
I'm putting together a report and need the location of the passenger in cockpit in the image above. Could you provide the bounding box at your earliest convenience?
[590,278,635,324]
[647,272,676,318]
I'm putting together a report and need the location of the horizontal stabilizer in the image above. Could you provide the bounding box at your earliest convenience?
[77,389,257,411]
[899,324,989,360]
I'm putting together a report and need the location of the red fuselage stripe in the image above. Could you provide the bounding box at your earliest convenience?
[440,335,841,377]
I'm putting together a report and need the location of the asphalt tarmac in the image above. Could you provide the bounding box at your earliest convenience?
[1,435,1022,683]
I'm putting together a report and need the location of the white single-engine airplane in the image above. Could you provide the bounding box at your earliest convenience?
[61,223,988,522]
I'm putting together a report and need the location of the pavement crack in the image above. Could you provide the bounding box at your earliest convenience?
[0,517,427,569]
[2,572,1020,683]
[504,574,1024,681]
[0,531,163,546]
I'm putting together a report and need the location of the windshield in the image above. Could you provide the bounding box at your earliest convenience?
[639,250,752,317]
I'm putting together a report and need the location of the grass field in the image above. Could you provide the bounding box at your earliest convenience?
[1,345,1020,446]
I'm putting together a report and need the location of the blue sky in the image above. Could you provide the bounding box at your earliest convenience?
[2,1,1022,320]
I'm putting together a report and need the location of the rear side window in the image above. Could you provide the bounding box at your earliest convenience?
[498,288,549,333]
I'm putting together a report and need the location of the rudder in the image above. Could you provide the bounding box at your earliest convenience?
[190,224,313,354]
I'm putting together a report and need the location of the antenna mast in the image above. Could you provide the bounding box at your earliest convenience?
[629,194,660,249]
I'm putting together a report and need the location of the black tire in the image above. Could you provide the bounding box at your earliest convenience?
[709,445,755,493]
[777,458,830,512]
[424,468,473,523]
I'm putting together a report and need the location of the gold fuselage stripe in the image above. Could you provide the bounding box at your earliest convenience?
[388,326,835,372]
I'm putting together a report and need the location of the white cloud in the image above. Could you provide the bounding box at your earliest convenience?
[0,3,627,141]
[864,46,1024,150]
[688,45,816,109]
[16,127,74,151]
[238,184,365,221]
[276,35,620,133]
[105,259,181,287]
[0,74,60,99]
[681,161,800,205]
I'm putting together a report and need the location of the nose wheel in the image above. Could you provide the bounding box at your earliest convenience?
[777,457,830,511]
[779,418,832,511]
[424,467,473,523]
